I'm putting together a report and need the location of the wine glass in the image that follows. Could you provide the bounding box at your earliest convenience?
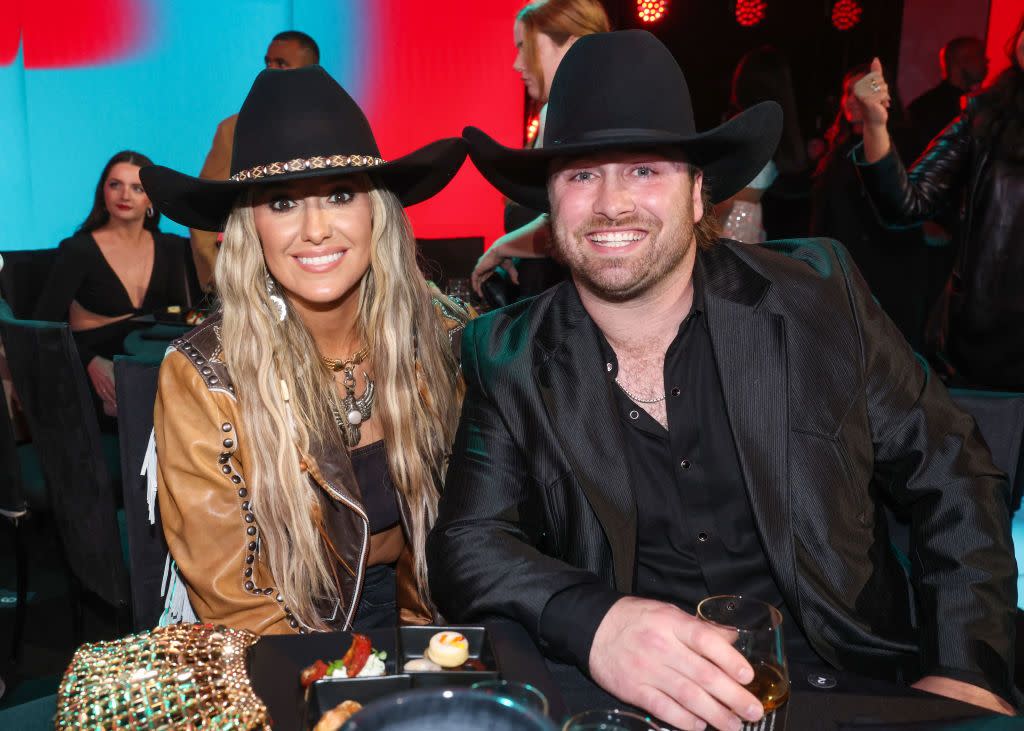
[696,595,790,716]
[470,680,550,717]
[561,709,660,730]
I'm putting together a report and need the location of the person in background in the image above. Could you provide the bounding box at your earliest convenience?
[470,0,610,298]
[907,36,988,157]
[717,45,807,243]
[906,37,988,329]
[34,150,199,422]
[853,14,1024,390]
[190,31,321,290]
[811,63,927,349]
[143,66,470,634]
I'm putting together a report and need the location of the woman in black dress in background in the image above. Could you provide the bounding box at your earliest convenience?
[35,150,199,419]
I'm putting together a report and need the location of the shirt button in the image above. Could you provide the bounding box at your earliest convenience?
[680,459,691,469]
[671,387,681,397]
[807,672,837,689]
[697,531,710,542]
[629,410,639,420]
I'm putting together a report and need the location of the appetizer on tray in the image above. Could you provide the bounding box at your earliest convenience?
[300,634,388,687]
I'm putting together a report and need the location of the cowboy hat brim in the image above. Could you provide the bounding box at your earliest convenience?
[464,101,782,211]
[141,137,467,232]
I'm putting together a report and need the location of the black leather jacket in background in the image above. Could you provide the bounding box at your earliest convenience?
[854,89,1024,390]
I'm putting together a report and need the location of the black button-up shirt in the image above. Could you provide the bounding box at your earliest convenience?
[608,280,785,612]
[541,272,820,669]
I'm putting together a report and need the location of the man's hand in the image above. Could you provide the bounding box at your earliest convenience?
[589,597,764,731]
[912,676,1015,716]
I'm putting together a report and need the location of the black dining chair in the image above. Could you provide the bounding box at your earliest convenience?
[0,374,47,661]
[0,249,58,319]
[948,388,1024,513]
[886,387,1024,582]
[114,355,169,630]
[0,302,131,636]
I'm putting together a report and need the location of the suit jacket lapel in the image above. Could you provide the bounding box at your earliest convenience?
[701,245,799,607]
[535,284,637,593]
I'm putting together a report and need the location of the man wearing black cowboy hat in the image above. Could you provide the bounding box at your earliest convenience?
[427,30,1016,729]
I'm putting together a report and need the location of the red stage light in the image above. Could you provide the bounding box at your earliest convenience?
[734,0,767,27]
[831,0,862,31]
[637,0,667,24]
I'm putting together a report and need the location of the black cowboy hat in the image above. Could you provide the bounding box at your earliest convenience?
[464,30,782,210]
[141,66,466,232]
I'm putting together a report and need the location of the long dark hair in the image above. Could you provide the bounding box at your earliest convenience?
[78,150,161,233]
[821,63,871,154]
[816,62,910,177]
[975,13,1024,162]
[729,46,807,175]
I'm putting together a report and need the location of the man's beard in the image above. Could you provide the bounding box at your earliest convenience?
[551,202,695,303]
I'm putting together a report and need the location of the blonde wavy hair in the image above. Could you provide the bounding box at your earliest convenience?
[215,180,461,630]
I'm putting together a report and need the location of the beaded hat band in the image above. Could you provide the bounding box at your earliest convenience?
[231,153,386,182]
[139,66,466,232]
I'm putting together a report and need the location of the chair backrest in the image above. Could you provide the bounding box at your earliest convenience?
[416,237,484,291]
[0,302,129,608]
[886,386,1024,585]
[114,355,168,630]
[0,368,27,519]
[950,388,1024,513]
[0,249,58,319]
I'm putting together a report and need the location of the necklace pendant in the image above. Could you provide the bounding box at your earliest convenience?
[347,409,363,425]
[345,423,361,447]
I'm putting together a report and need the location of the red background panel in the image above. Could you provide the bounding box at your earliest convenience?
[361,0,526,246]
[985,0,1022,84]
[1,0,148,69]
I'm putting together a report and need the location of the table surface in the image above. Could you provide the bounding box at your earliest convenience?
[0,622,1007,730]
[247,620,1002,731]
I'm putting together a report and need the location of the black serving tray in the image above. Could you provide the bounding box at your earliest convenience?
[248,628,397,730]
[398,625,500,688]
[307,674,412,728]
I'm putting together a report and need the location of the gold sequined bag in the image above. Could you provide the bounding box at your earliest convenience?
[56,623,270,729]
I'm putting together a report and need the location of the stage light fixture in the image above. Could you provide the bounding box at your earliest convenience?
[525,114,541,144]
[734,0,767,27]
[831,0,862,30]
[637,0,668,23]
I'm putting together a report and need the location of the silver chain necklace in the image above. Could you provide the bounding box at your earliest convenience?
[614,378,666,404]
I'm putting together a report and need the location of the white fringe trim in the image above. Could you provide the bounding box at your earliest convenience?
[142,429,158,525]
[160,553,198,625]
[153,345,198,625]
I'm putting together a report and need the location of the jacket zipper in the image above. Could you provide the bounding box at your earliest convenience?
[316,478,369,629]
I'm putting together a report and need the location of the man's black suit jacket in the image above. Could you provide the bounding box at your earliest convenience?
[427,239,1017,700]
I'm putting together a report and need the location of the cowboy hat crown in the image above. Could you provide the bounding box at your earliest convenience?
[463,29,783,210]
[141,65,466,232]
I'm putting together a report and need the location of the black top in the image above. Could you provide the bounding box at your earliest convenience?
[811,137,927,349]
[350,440,401,535]
[907,80,964,160]
[540,272,820,669]
[33,230,198,364]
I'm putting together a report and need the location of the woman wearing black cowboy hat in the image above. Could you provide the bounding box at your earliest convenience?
[142,65,471,633]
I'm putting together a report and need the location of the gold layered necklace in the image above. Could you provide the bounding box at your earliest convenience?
[321,347,375,447]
